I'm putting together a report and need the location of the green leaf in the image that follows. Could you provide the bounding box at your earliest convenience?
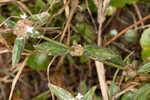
[36,0,46,9]
[110,0,139,8]
[83,86,96,100]
[27,53,51,70]
[32,91,50,100]
[121,92,135,100]
[134,84,150,100]
[110,0,126,8]
[138,62,150,73]
[88,0,97,13]
[26,29,40,38]
[106,6,116,16]
[140,27,150,48]
[48,84,74,100]
[29,12,50,24]
[141,48,150,60]
[79,81,88,94]
[109,83,120,98]
[126,0,139,4]
[84,45,117,61]
[46,0,53,4]
[12,37,25,66]
[75,22,96,44]
[36,42,70,56]
[124,29,137,43]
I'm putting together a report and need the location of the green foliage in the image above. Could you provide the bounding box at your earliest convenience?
[31,91,50,100]
[124,29,137,43]
[12,37,25,66]
[48,83,74,100]
[141,48,150,60]
[106,6,116,16]
[36,42,70,56]
[88,0,97,13]
[26,29,40,38]
[79,81,88,94]
[110,0,139,8]
[35,0,46,10]
[121,92,135,100]
[109,83,120,98]
[140,27,150,48]
[48,83,96,100]
[138,62,150,73]
[75,22,96,44]
[46,0,53,4]
[134,84,150,100]
[84,45,117,61]
[28,12,50,24]
[83,86,96,100]
[140,27,150,60]
[27,53,51,70]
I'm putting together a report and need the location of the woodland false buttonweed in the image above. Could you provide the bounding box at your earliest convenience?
[26,26,34,33]
[20,13,27,19]
[76,93,83,100]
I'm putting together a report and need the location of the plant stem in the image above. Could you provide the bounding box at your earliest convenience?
[100,60,126,70]
[40,35,70,49]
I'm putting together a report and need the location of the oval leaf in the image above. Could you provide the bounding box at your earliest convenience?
[124,29,137,43]
[48,84,74,100]
[12,37,25,66]
[36,42,70,56]
[140,27,150,48]
[84,45,117,61]
[27,53,51,70]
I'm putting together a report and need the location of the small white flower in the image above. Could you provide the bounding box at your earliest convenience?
[20,13,27,19]
[26,26,33,33]
[76,93,83,100]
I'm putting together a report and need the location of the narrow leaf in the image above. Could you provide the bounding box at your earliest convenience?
[83,86,96,100]
[48,84,74,100]
[12,37,25,66]
[84,45,117,61]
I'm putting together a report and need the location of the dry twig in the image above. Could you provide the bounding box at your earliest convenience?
[9,57,28,100]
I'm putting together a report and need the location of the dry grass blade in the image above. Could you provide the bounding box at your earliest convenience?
[8,57,28,100]
[60,0,79,42]
[93,0,110,100]
[0,0,16,4]
[16,1,32,15]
